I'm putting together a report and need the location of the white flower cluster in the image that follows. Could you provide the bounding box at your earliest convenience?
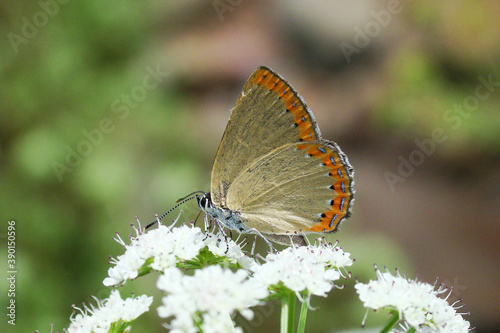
[157,265,268,333]
[70,220,473,333]
[252,238,353,297]
[104,224,207,286]
[102,223,353,331]
[203,232,256,269]
[355,268,470,333]
[104,222,256,286]
[67,290,152,333]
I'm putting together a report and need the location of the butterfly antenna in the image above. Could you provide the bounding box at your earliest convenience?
[176,191,206,203]
[144,191,205,230]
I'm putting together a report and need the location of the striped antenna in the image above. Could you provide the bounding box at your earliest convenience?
[145,191,205,230]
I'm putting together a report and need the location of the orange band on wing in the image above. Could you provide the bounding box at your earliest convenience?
[252,67,353,233]
[253,68,319,142]
[296,144,353,232]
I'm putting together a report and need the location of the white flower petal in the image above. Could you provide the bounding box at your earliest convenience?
[104,223,206,285]
[66,290,152,333]
[355,268,470,333]
[157,266,268,332]
[252,238,353,296]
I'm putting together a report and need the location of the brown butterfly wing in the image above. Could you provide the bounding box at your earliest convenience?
[225,141,354,235]
[211,66,321,208]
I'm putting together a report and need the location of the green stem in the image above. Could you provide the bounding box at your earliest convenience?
[281,292,296,333]
[297,295,309,333]
[379,311,400,333]
[193,312,203,333]
[406,327,416,333]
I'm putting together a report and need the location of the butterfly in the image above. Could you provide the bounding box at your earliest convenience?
[196,66,354,246]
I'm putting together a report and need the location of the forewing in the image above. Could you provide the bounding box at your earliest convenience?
[211,66,321,208]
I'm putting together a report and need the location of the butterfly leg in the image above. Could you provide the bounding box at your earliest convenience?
[251,234,257,256]
[201,213,215,242]
[245,227,276,253]
[210,218,232,253]
[203,211,211,232]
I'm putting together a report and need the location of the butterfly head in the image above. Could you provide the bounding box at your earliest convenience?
[196,192,213,211]
[197,192,249,233]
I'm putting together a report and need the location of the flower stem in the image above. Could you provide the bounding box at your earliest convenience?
[297,296,309,333]
[379,311,400,333]
[281,292,296,333]
[406,327,416,333]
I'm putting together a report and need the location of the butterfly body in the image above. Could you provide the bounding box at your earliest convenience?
[197,192,246,233]
[199,66,354,245]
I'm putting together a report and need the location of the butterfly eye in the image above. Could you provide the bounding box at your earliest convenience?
[197,194,211,210]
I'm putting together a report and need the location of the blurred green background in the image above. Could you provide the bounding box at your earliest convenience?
[1,0,499,332]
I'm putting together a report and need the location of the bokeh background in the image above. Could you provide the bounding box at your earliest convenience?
[1,0,499,332]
